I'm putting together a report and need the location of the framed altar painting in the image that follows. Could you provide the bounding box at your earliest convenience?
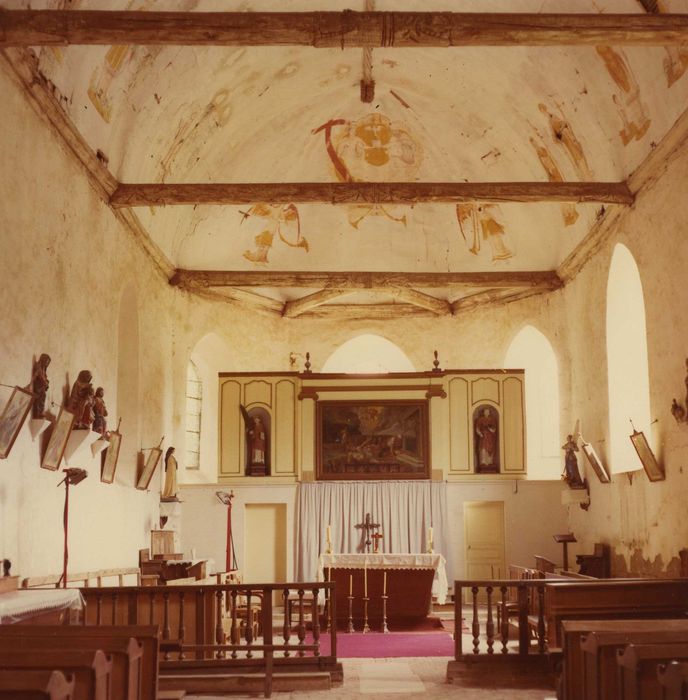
[316,400,429,480]
[101,429,121,484]
[581,441,610,483]
[0,386,33,459]
[41,407,76,471]
[136,445,162,490]
[630,429,664,482]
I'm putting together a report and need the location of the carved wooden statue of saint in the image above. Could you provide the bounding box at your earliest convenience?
[562,434,585,488]
[31,353,51,419]
[240,405,269,476]
[474,405,499,473]
[68,370,95,429]
[161,446,178,502]
[92,387,108,436]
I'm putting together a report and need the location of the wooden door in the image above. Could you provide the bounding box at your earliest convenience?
[244,503,287,605]
[464,501,506,602]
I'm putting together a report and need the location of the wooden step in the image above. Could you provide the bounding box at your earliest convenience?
[159,671,332,694]
[447,655,555,690]
[158,691,186,700]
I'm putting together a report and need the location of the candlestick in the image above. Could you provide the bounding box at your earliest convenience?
[349,574,352,596]
[362,597,370,634]
[381,594,389,634]
[383,571,387,595]
[347,594,354,633]
[326,524,332,554]
[428,526,434,553]
[364,563,368,597]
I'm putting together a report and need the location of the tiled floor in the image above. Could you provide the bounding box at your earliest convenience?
[187,657,557,699]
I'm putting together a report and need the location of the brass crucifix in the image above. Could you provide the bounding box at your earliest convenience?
[355,512,380,554]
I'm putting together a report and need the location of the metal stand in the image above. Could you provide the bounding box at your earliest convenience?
[362,597,371,633]
[347,595,355,633]
[381,594,389,633]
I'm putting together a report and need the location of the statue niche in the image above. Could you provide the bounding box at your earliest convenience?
[240,405,271,477]
[474,404,500,474]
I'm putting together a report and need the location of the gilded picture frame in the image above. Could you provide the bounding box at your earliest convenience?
[101,430,122,484]
[630,429,664,482]
[0,386,34,459]
[316,399,429,480]
[41,407,76,471]
[581,441,610,484]
[136,446,162,490]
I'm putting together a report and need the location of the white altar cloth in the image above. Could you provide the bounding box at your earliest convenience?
[0,588,84,624]
[317,553,448,605]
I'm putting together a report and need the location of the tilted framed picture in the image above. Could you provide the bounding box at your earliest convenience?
[101,429,122,484]
[136,446,162,490]
[0,386,34,459]
[316,399,429,480]
[41,407,76,471]
[630,429,664,482]
[581,441,610,484]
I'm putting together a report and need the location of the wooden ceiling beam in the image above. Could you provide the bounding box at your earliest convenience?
[2,11,688,48]
[171,269,563,291]
[111,181,633,207]
[451,287,554,314]
[298,304,435,320]
[282,289,353,318]
[388,287,452,316]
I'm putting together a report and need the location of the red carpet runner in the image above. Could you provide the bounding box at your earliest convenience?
[311,631,455,658]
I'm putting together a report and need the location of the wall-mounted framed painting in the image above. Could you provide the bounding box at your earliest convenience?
[316,400,429,480]
[630,429,664,482]
[136,445,162,490]
[41,407,76,471]
[581,441,611,483]
[0,386,34,459]
[101,429,122,484]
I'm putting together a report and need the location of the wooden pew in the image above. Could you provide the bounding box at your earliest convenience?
[559,619,688,700]
[0,625,160,700]
[0,636,142,700]
[657,660,688,700]
[0,649,111,700]
[579,622,688,700]
[0,669,75,700]
[618,643,688,700]
[544,579,688,648]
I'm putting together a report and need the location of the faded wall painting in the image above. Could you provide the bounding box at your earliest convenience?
[474,404,500,474]
[241,203,308,264]
[316,400,429,480]
[313,113,422,228]
[456,203,514,262]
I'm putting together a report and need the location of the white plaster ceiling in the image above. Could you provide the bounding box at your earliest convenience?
[4,0,688,313]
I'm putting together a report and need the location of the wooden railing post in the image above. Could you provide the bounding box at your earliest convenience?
[263,586,273,699]
[454,582,462,658]
[329,582,337,660]
[517,583,529,656]
[311,587,321,657]
[486,586,494,654]
[471,586,480,654]
[500,585,509,654]
[536,583,546,654]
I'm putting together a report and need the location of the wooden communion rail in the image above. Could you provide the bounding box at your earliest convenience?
[78,581,340,697]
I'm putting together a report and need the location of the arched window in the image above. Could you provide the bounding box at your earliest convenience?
[504,325,560,480]
[606,243,651,474]
[321,334,415,373]
[185,360,202,470]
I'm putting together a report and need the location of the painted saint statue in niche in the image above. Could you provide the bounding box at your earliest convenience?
[456,203,514,262]
[312,113,422,229]
[474,405,500,474]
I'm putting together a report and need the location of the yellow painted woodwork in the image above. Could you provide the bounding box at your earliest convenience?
[275,380,296,475]
[471,377,500,405]
[220,380,242,476]
[502,376,525,473]
[244,503,287,605]
[464,500,506,602]
[449,377,471,474]
[244,379,272,408]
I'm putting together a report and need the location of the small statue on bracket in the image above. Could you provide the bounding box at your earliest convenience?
[30,353,51,419]
[561,434,585,488]
[161,447,179,502]
[669,358,688,425]
[68,370,95,429]
[92,387,108,436]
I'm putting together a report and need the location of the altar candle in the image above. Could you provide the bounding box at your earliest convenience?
[326,524,331,542]
[364,562,368,597]
[349,574,352,596]
[383,571,387,595]
[428,526,433,548]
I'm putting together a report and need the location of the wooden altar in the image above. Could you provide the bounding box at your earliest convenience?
[318,553,447,629]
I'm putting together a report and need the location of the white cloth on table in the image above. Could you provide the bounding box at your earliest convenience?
[317,552,448,605]
[0,588,84,624]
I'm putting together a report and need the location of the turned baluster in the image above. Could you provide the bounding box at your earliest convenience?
[297,588,306,657]
[111,592,117,626]
[500,585,509,654]
[148,591,155,626]
[471,586,480,655]
[96,593,103,625]
[282,588,291,657]
[163,592,171,661]
[245,590,253,659]
[215,589,225,659]
[311,587,321,657]
[230,590,238,659]
[178,592,186,660]
[486,586,494,654]
[537,584,546,654]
